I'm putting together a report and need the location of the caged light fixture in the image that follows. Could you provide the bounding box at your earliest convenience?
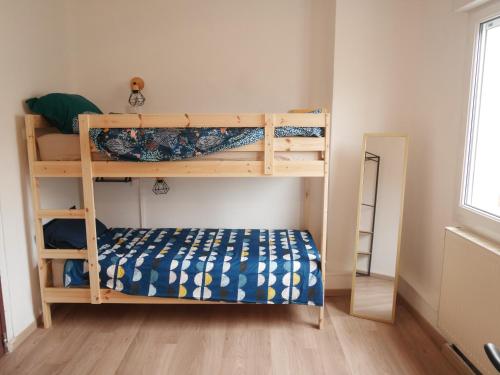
[152,178,170,195]
[129,77,146,107]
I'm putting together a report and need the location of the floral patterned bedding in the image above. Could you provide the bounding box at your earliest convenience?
[90,126,323,162]
[89,110,324,161]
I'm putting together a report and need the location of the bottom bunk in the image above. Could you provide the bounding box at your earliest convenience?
[55,228,323,306]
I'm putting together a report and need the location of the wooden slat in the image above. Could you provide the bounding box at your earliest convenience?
[37,209,85,219]
[26,114,51,128]
[101,290,232,304]
[274,137,325,152]
[44,288,91,303]
[91,160,325,177]
[212,138,325,152]
[79,116,101,304]
[87,113,265,128]
[185,113,266,127]
[274,161,324,177]
[93,160,263,177]
[41,249,88,259]
[32,159,327,177]
[84,113,326,128]
[25,115,52,328]
[44,288,241,304]
[33,161,82,177]
[319,113,331,329]
[274,113,326,127]
[264,114,275,175]
[88,114,141,128]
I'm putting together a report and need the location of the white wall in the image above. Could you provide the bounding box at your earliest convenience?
[65,0,334,114]
[0,1,79,342]
[329,0,422,288]
[331,0,471,327]
[65,0,335,235]
[398,0,469,325]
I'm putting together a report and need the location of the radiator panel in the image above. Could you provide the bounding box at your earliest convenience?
[439,227,500,374]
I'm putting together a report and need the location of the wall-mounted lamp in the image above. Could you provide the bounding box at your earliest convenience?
[152,178,170,195]
[129,77,146,107]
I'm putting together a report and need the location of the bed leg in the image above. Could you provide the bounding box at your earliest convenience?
[41,302,52,328]
[318,306,324,329]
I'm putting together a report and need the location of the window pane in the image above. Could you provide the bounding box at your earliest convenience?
[464,17,500,219]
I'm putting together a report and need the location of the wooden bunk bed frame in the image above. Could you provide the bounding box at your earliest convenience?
[25,112,331,329]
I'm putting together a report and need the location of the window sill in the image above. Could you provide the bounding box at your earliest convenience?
[456,204,500,244]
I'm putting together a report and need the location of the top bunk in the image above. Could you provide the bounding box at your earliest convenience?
[26,112,330,178]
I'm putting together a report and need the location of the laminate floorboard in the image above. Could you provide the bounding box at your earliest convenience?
[352,276,394,321]
[0,297,457,375]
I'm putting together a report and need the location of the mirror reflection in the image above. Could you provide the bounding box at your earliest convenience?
[350,134,408,323]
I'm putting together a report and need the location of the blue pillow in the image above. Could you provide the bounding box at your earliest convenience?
[43,218,107,249]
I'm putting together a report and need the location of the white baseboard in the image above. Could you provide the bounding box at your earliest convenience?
[6,319,38,352]
[397,276,439,327]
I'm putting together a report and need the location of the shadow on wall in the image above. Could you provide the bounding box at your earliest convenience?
[400,138,436,294]
[15,113,41,321]
[327,138,365,288]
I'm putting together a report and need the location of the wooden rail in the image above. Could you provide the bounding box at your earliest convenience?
[37,209,85,219]
[84,113,326,128]
[40,249,88,259]
[44,288,238,304]
[33,160,325,178]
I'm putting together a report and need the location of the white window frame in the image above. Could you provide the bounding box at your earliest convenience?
[458,1,500,242]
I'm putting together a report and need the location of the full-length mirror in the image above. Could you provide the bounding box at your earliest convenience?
[350,133,408,323]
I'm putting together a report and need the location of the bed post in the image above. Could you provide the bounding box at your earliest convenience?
[318,112,331,329]
[264,113,275,175]
[79,115,101,304]
[26,115,52,328]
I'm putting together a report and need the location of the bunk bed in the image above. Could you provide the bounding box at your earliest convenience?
[26,112,331,329]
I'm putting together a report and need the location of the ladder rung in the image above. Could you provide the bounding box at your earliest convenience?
[41,249,88,259]
[37,209,85,219]
[44,287,91,303]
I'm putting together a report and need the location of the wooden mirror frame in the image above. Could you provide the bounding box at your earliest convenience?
[349,133,409,324]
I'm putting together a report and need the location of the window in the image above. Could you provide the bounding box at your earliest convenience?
[463,15,500,220]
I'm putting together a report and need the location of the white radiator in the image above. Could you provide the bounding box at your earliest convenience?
[439,227,500,374]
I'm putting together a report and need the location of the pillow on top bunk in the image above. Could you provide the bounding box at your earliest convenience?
[26,93,102,134]
[43,215,108,249]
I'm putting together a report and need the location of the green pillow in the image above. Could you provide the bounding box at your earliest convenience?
[26,93,102,134]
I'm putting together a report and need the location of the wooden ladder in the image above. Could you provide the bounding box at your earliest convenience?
[25,116,101,328]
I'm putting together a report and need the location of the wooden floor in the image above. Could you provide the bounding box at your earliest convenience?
[0,297,457,375]
[352,276,395,321]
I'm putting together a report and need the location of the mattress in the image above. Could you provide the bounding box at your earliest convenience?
[62,228,323,306]
[37,133,320,161]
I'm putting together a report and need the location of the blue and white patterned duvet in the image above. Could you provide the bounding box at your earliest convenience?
[64,228,323,306]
